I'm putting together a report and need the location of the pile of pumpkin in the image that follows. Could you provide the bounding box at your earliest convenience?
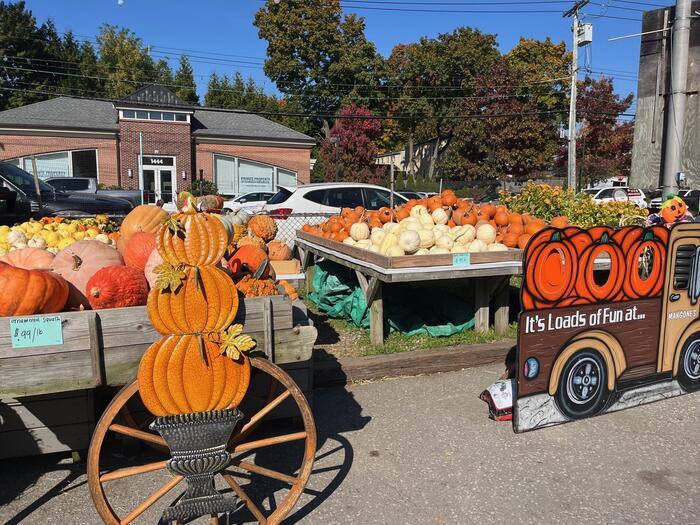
[0,199,298,318]
[303,189,565,256]
[0,216,118,254]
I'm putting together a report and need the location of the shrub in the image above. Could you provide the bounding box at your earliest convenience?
[186,179,218,196]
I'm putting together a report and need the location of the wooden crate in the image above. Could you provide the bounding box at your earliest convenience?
[296,230,522,269]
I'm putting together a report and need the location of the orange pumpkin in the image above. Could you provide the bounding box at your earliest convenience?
[157,211,228,266]
[660,196,688,224]
[503,232,519,248]
[248,215,278,242]
[119,205,169,247]
[237,235,267,251]
[517,234,532,250]
[395,206,410,221]
[0,262,69,316]
[441,190,458,207]
[480,203,496,219]
[508,222,524,235]
[138,335,251,416]
[87,265,148,310]
[427,196,443,212]
[227,245,271,280]
[508,213,523,225]
[575,231,625,302]
[0,247,54,270]
[550,216,569,229]
[148,265,239,335]
[494,211,509,227]
[123,231,157,272]
[377,207,394,223]
[525,220,547,235]
[267,240,292,261]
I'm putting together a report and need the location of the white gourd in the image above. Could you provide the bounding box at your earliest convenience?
[417,228,435,249]
[468,239,486,253]
[350,222,370,241]
[382,222,400,234]
[431,208,448,225]
[404,221,422,232]
[7,230,26,246]
[418,209,434,228]
[369,244,381,253]
[433,224,450,237]
[28,237,47,249]
[451,244,469,253]
[370,228,386,246]
[379,232,398,255]
[385,245,405,257]
[487,243,508,252]
[343,237,357,246]
[415,248,430,255]
[94,234,111,244]
[476,224,497,245]
[429,247,450,254]
[435,235,454,249]
[454,224,476,245]
[397,230,420,254]
[409,204,428,218]
[10,243,28,251]
[355,239,372,249]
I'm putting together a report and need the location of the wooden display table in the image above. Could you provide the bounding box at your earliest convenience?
[295,231,522,346]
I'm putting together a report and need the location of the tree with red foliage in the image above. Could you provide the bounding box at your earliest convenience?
[319,104,383,183]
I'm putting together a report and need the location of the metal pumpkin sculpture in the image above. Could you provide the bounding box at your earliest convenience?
[136,192,256,521]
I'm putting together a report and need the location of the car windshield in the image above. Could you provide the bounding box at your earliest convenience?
[267,187,292,204]
[0,163,54,193]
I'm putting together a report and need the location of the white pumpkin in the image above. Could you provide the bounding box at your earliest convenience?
[379,232,398,255]
[385,245,405,257]
[369,244,381,253]
[28,237,47,249]
[487,243,508,252]
[356,239,372,250]
[7,230,26,246]
[476,224,497,245]
[404,221,422,232]
[10,243,28,251]
[343,237,357,246]
[435,235,454,250]
[433,224,450,237]
[468,239,487,253]
[429,247,450,254]
[418,209,434,228]
[431,208,449,225]
[409,204,428,218]
[451,244,469,253]
[415,248,430,255]
[417,228,435,249]
[398,230,420,254]
[453,224,476,245]
[94,233,112,245]
[370,228,386,246]
[382,222,400,234]
[350,222,370,241]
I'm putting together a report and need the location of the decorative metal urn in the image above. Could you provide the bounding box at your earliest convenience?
[150,408,244,521]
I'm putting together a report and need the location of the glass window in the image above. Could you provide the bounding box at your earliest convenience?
[303,189,327,205]
[277,168,297,188]
[5,158,20,167]
[239,159,273,193]
[122,110,135,119]
[47,178,90,191]
[268,188,292,204]
[22,152,70,180]
[214,155,236,196]
[148,111,162,120]
[136,111,148,119]
[597,188,615,198]
[327,187,363,208]
[363,188,392,209]
[0,162,54,193]
[71,150,98,178]
[175,114,187,122]
[162,112,175,121]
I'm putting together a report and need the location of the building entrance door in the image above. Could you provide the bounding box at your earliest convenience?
[141,156,176,204]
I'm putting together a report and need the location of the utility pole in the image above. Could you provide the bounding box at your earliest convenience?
[662,0,692,197]
[564,0,589,191]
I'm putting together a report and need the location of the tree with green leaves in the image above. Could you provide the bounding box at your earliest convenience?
[254,0,384,138]
[173,55,198,105]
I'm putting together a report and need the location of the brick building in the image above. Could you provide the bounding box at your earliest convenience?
[0,85,315,203]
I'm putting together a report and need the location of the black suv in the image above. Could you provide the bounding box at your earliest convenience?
[0,162,133,225]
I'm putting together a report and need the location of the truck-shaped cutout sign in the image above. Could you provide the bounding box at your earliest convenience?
[515,223,700,432]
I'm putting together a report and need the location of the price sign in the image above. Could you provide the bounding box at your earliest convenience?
[10,315,63,348]
[452,253,471,267]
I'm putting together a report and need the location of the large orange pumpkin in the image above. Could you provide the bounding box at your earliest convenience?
[147,265,239,335]
[227,245,271,280]
[137,335,251,416]
[267,240,292,261]
[50,240,125,310]
[0,247,54,270]
[0,262,69,316]
[575,232,625,302]
[157,211,228,266]
[119,205,169,247]
[248,215,278,242]
[123,231,157,272]
[87,266,149,310]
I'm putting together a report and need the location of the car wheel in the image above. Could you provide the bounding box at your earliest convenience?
[555,349,609,419]
[678,335,700,392]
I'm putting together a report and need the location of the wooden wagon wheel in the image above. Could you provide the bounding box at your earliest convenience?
[87,357,316,525]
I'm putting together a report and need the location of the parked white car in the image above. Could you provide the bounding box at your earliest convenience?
[582,186,648,208]
[262,183,409,216]
[222,191,274,213]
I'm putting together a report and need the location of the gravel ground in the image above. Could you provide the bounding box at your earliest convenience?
[1,363,699,524]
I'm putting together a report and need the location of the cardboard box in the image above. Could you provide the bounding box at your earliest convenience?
[270,259,301,275]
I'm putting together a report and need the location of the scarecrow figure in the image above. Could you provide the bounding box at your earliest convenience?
[647,195,696,228]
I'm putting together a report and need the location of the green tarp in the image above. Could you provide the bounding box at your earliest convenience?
[309,261,475,337]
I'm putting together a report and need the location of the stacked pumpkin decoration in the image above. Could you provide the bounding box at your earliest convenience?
[137,193,256,417]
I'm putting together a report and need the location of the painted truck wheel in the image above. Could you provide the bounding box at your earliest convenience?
[678,336,700,392]
[555,349,609,419]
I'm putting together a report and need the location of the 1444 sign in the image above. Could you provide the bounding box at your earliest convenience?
[523,306,647,334]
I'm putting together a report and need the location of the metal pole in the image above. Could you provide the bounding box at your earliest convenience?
[567,12,579,191]
[662,0,691,197]
[390,160,395,209]
[138,132,144,205]
[334,141,339,182]
[30,156,42,209]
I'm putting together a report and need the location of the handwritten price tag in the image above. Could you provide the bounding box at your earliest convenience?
[452,253,471,267]
[10,315,63,348]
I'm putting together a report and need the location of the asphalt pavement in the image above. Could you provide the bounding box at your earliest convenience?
[1,363,699,524]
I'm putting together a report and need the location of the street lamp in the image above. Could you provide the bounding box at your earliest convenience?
[330,136,340,182]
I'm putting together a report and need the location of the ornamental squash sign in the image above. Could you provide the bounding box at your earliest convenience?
[514,223,700,432]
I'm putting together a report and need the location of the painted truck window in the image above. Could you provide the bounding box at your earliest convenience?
[673,245,695,290]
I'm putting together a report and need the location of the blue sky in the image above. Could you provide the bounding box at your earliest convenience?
[25,0,666,113]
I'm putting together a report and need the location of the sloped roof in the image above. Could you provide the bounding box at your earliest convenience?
[117,84,189,109]
[192,108,315,145]
[0,97,118,131]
